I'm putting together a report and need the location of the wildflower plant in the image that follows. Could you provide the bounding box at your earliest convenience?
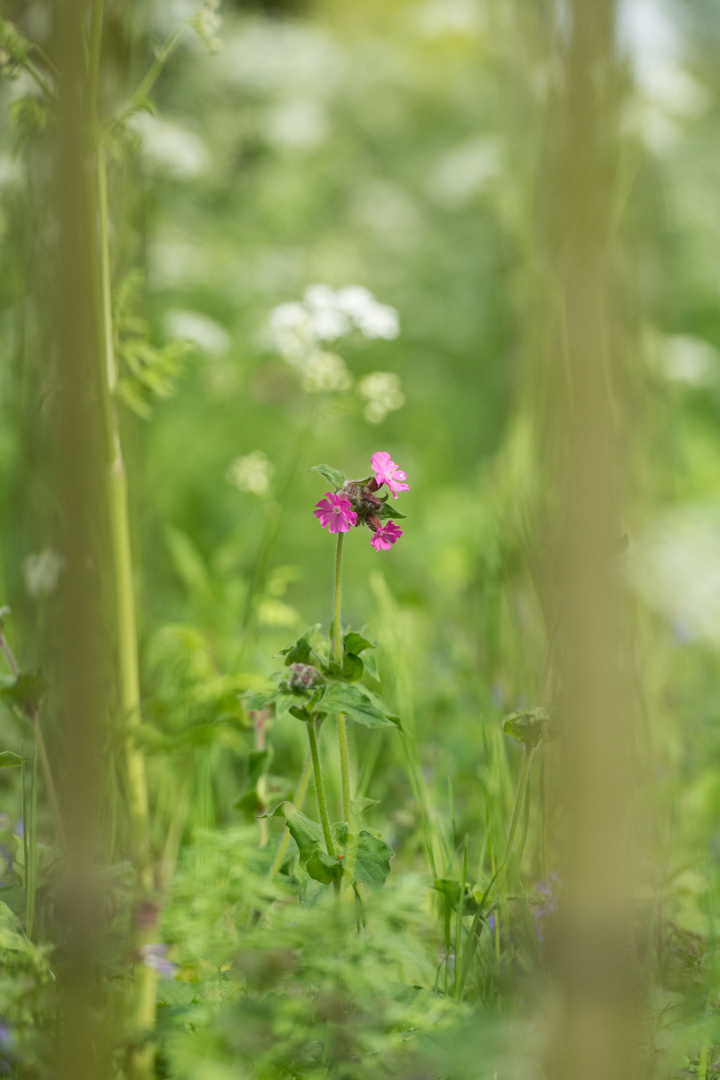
[244,451,409,898]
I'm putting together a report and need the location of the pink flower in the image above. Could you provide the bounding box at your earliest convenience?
[370,521,403,551]
[313,492,357,534]
[370,451,409,499]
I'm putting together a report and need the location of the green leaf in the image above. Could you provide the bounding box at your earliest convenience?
[241,688,277,713]
[377,503,407,521]
[0,899,26,951]
[288,705,311,722]
[274,804,324,866]
[328,652,364,683]
[353,831,394,889]
[276,625,320,667]
[318,682,397,729]
[0,752,21,768]
[0,669,47,715]
[247,748,272,784]
[310,464,346,491]
[362,687,402,729]
[502,707,549,748]
[306,849,343,885]
[157,979,197,1007]
[362,652,379,680]
[235,789,265,818]
[331,820,350,846]
[343,632,376,655]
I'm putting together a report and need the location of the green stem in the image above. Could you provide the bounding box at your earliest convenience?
[333,533,351,824]
[333,532,343,664]
[91,35,155,1067]
[307,719,335,858]
[97,149,151,891]
[114,21,187,129]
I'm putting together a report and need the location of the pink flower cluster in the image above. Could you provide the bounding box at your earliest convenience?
[313,451,409,552]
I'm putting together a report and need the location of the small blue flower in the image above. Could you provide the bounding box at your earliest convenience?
[138,944,177,978]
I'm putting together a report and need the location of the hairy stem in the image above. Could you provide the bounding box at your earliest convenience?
[333,533,351,824]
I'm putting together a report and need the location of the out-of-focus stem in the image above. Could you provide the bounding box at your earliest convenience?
[536,0,644,1075]
[97,146,156,1080]
[333,533,351,825]
[88,9,156,1071]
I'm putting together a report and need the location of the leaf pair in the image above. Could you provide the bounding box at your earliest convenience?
[272,803,394,889]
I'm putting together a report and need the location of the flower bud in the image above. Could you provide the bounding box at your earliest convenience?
[288,663,323,690]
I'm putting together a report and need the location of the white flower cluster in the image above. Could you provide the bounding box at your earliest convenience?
[358,371,405,424]
[267,285,404,418]
[189,0,222,54]
[226,450,274,496]
[269,284,399,366]
[301,351,353,394]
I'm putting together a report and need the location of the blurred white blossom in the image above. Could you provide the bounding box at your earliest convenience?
[304,285,352,341]
[189,0,222,53]
[413,0,485,38]
[350,181,422,250]
[227,451,274,496]
[301,352,352,394]
[336,286,400,339]
[24,550,64,597]
[266,99,327,150]
[164,310,230,356]
[358,371,405,423]
[632,504,720,648]
[220,21,345,98]
[268,284,399,366]
[428,138,501,207]
[131,113,211,179]
[662,335,719,387]
[268,302,316,364]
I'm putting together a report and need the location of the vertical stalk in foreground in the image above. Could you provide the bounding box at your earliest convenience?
[88,4,155,1072]
[333,533,352,824]
[537,2,645,1077]
[97,144,157,1080]
[50,0,113,1074]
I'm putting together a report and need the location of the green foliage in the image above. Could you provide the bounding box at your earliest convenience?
[271,802,394,890]
[114,271,194,418]
[309,464,346,491]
